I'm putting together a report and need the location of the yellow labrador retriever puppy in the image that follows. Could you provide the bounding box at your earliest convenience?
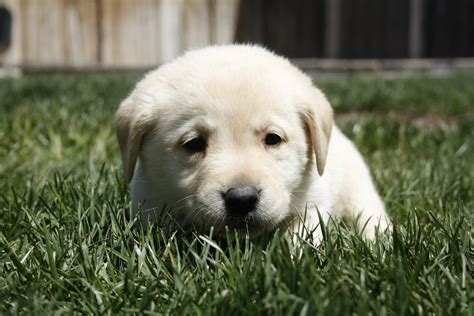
[116,45,390,242]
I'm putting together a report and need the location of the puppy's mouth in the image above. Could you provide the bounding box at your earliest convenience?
[218,208,287,238]
[223,212,262,230]
[177,188,289,237]
[174,205,285,238]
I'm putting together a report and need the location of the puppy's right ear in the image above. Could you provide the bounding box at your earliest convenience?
[116,97,151,183]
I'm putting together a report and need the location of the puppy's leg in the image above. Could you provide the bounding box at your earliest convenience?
[291,208,329,245]
[334,132,391,240]
[288,189,333,246]
[344,180,390,240]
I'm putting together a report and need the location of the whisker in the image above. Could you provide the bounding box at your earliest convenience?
[170,194,199,209]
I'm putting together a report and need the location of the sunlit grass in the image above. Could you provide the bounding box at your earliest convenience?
[0,73,472,314]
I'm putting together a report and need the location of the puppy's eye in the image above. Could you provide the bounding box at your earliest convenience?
[184,137,207,152]
[265,133,283,146]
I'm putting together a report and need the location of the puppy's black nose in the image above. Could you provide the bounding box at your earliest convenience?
[223,185,260,215]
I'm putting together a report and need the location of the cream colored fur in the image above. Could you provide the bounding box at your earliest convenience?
[116,45,390,242]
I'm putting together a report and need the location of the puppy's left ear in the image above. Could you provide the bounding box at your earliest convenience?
[299,88,334,176]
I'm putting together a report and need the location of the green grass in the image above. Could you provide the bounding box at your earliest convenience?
[0,73,473,314]
[320,72,474,115]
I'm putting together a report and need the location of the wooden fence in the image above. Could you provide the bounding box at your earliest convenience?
[0,0,473,70]
[0,0,239,68]
[237,0,474,59]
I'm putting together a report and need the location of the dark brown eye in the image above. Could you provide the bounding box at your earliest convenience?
[265,133,283,146]
[184,137,207,152]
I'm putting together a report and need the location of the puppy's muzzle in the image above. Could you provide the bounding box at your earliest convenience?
[222,185,260,215]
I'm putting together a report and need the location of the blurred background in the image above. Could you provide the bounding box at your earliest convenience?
[0,0,473,75]
[0,4,473,312]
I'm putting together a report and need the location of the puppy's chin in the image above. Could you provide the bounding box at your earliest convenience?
[220,213,271,238]
[166,190,292,238]
[179,206,291,239]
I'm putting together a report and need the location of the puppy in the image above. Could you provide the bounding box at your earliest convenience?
[116,45,390,242]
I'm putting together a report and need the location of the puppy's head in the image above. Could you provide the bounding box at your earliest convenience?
[116,45,333,236]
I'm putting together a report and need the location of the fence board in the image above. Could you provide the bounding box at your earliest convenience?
[1,0,474,69]
[2,0,21,65]
[209,0,239,44]
[1,0,98,66]
[425,0,474,57]
[338,0,410,58]
[101,0,162,67]
[236,0,325,57]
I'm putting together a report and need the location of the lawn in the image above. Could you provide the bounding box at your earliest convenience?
[0,72,472,314]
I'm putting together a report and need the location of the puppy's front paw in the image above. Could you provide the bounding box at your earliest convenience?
[360,215,392,241]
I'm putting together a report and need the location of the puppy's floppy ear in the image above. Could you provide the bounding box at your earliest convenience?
[116,96,152,183]
[299,88,333,176]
